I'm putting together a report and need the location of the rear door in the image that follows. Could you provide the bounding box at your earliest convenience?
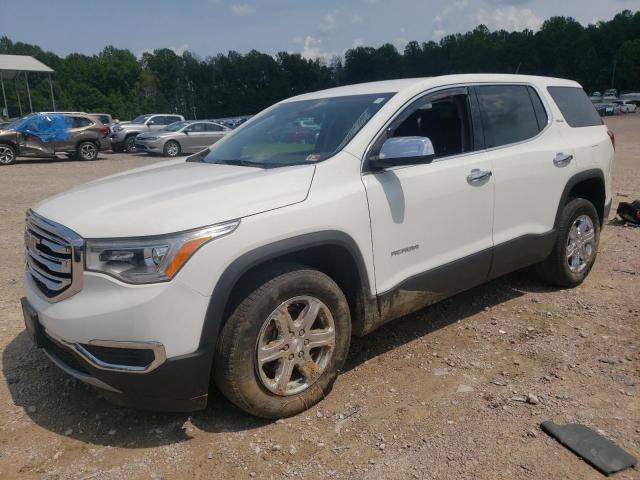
[476,84,576,277]
[202,122,227,147]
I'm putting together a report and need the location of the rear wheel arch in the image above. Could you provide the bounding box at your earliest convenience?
[198,231,377,354]
[554,169,606,228]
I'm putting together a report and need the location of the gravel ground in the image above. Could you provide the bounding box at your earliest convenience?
[0,117,638,480]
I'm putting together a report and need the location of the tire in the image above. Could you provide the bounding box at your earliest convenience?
[537,198,600,288]
[163,140,181,157]
[77,142,98,161]
[0,143,16,165]
[214,264,351,419]
[124,136,137,153]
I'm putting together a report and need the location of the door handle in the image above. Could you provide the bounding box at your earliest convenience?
[467,168,492,184]
[553,152,573,167]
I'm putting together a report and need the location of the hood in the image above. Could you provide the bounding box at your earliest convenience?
[34,160,316,238]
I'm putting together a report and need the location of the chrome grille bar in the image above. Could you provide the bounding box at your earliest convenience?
[25,210,84,302]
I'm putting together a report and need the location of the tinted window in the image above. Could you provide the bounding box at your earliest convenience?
[204,123,223,132]
[389,92,474,158]
[477,85,541,148]
[547,86,601,128]
[188,123,206,132]
[527,87,548,130]
[72,117,92,128]
[166,116,182,124]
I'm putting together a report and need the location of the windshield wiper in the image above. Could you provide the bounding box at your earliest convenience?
[217,159,267,168]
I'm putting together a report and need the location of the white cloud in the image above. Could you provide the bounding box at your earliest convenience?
[299,36,334,61]
[230,3,255,16]
[475,6,542,31]
[351,15,363,24]
[352,38,364,48]
[433,29,446,39]
[171,44,189,55]
[319,13,337,32]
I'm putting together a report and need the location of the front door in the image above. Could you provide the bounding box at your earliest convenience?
[17,114,56,157]
[362,87,494,320]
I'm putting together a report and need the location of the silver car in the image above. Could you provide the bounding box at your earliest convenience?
[134,120,230,157]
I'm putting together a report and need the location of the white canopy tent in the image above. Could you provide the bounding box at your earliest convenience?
[0,54,56,118]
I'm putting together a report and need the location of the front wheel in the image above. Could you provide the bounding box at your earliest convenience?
[537,198,600,288]
[214,264,351,418]
[0,144,16,165]
[163,140,181,157]
[124,136,137,153]
[77,141,98,161]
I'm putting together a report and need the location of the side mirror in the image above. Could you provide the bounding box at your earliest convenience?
[183,129,190,135]
[369,136,435,170]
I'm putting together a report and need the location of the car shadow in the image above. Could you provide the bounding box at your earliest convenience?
[3,270,555,449]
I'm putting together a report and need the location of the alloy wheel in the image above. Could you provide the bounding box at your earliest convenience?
[0,146,15,164]
[566,214,595,273]
[80,143,96,160]
[255,296,336,396]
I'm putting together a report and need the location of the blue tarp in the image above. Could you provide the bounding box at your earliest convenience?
[14,114,70,142]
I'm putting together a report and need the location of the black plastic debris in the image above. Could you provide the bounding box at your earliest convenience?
[616,200,640,225]
[541,421,637,476]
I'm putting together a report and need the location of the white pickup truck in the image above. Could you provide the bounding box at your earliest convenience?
[22,74,613,418]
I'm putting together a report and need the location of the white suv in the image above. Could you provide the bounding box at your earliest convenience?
[21,74,614,418]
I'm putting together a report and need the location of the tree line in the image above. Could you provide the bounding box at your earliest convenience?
[1,9,639,120]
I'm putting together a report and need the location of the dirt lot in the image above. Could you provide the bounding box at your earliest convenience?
[0,118,638,480]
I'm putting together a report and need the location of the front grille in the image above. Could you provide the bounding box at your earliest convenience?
[25,210,83,302]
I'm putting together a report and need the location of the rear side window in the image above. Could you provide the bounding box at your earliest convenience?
[476,85,543,148]
[547,86,602,127]
[72,117,92,128]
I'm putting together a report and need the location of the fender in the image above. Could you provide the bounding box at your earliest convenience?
[554,168,605,228]
[197,230,378,352]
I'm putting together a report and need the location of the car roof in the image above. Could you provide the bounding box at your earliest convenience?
[284,74,581,102]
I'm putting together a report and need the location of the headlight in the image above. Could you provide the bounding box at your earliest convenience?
[85,220,240,284]
[114,125,123,132]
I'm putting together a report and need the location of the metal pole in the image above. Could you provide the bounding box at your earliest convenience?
[0,73,8,118]
[610,58,617,90]
[48,73,56,111]
[15,78,23,116]
[25,72,33,112]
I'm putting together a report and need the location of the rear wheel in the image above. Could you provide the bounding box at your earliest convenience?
[214,264,351,418]
[537,198,600,287]
[77,142,98,161]
[124,136,137,153]
[163,140,181,157]
[0,144,16,165]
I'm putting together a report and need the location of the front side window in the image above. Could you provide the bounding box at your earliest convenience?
[476,85,542,148]
[387,91,474,159]
[132,115,150,124]
[547,86,601,128]
[202,93,394,168]
[204,123,224,132]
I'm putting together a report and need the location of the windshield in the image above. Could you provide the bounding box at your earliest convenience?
[201,93,394,168]
[163,121,189,132]
[132,115,150,124]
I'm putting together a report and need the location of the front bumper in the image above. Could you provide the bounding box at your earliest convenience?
[134,138,163,153]
[21,295,213,411]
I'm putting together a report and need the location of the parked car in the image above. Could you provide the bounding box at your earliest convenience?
[21,74,613,418]
[589,91,602,102]
[110,113,185,153]
[594,103,619,116]
[135,120,230,157]
[619,92,640,106]
[0,112,109,165]
[89,113,113,128]
[612,99,637,113]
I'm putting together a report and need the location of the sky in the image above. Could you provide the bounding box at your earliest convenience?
[1,0,639,61]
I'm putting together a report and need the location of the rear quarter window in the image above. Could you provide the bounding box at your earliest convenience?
[547,86,602,128]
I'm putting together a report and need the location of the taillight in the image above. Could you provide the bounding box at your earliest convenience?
[100,126,109,137]
[607,129,615,150]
